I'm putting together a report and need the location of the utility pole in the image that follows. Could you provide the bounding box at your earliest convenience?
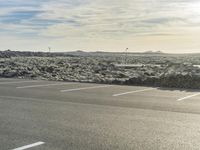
[48,47,51,53]
[124,48,128,64]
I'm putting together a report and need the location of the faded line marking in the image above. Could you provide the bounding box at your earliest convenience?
[0,81,39,85]
[16,82,76,89]
[61,85,113,92]
[113,88,155,97]
[12,141,45,150]
[0,78,13,80]
[177,93,200,101]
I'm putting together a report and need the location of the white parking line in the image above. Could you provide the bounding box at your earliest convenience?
[177,93,200,101]
[12,141,45,150]
[113,88,155,97]
[0,78,12,80]
[61,85,113,92]
[16,82,76,89]
[0,80,39,85]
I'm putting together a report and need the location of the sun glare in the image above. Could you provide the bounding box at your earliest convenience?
[190,2,200,14]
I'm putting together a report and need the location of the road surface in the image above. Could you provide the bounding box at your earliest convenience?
[1,78,200,150]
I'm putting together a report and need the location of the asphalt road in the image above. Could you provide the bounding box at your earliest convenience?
[1,78,200,150]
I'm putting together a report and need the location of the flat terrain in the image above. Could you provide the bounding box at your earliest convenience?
[1,78,200,150]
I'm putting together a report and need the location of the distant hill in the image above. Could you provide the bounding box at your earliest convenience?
[0,50,69,58]
[1,49,200,58]
[144,50,163,54]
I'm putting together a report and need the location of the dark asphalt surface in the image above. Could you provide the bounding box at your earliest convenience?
[1,78,200,150]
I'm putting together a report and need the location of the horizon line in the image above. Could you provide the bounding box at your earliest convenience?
[1,49,200,55]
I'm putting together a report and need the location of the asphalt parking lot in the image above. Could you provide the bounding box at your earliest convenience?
[1,78,200,150]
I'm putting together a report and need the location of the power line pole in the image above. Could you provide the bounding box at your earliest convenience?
[48,47,51,53]
[125,48,128,64]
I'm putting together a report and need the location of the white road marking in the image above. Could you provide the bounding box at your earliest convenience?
[61,85,113,92]
[12,141,45,150]
[113,88,155,97]
[16,82,76,89]
[0,78,12,80]
[0,80,39,85]
[177,93,200,101]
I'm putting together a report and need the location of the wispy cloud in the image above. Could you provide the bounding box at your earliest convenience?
[1,0,200,52]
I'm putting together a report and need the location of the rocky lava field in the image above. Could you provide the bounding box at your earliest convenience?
[1,50,200,89]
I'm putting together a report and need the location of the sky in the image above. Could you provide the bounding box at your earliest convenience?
[0,0,200,53]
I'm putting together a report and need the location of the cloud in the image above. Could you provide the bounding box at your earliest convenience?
[1,0,200,52]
